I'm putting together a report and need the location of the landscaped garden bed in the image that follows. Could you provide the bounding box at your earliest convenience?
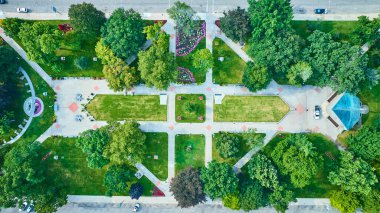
[175,134,205,174]
[143,132,168,181]
[212,38,246,84]
[42,137,155,196]
[175,94,206,123]
[86,95,167,121]
[214,96,289,122]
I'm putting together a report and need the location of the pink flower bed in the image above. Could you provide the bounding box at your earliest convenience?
[176,22,206,56]
[177,67,195,83]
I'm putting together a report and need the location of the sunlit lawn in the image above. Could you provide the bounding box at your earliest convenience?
[175,134,205,174]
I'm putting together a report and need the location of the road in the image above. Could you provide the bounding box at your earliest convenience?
[0,0,379,15]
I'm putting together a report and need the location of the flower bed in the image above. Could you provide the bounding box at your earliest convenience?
[176,21,206,56]
[177,67,195,83]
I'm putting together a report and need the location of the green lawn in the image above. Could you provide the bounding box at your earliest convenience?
[42,137,155,196]
[212,38,246,84]
[143,132,168,181]
[260,133,340,198]
[212,132,264,166]
[175,94,206,123]
[86,95,167,121]
[176,38,206,83]
[214,96,290,122]
[175,134,205,174]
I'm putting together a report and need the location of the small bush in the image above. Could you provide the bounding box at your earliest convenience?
[74,56,89,70]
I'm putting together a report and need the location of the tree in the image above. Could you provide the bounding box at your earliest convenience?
[330,190,361,213]
[105,121,146,165]
[170,167,206,208]
[240,180,268,211]
[350,15,380,45]
[68,3,106,37]
[76,128,110,169]
[104,164,132,196]
[271,134,320,188]
[287,62,313,86]
[222,194,240,210]
[219,7,251,42]
[33,183,68,213]
[347,122,380,161]
[192,49,213,75]
[102,60,140,91]
[138,32,177,90]
[184,102,199,114]
[242,62,271,92]
[101,8,145,59]
[362,189,380,213]
[1,18,24,38]
[167,1,199,35]
[248,154,279,190]
[95,39,122,65]
[215,132,241,159]
[268,185,296,213]
[0,46,18,85]
[74,56,88,70]
[200,161,238,199]
[242,129,264,149]
[0,111,14,135]
[143,22,164,42]
[328,151,378,195]
[129,183,144,200]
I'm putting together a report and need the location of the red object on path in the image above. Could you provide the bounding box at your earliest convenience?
[152,186,165,197]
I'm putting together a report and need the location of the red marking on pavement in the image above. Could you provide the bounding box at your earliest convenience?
[315,88,321,93]
[206,87,212,92]
[94,85,100,91]
[0,29,3,33]
[277,87,284,93]
[169,125,174,130]
[241,87,248,92]
[277,126,284,131]
[207,34,212,39]
[296,104,304,113]
[169,86,175,91]
[241,125,248,131]
[170,34,174,38]
[55,85,61,91]
[69,102,79,112]
[206,125,212,131]
[92,124,99,130]
[314,126,320,132]
[55,123,60,129]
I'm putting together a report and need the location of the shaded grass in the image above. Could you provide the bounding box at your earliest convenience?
[212,38,246,84]
[42,137,155,196]
[214,96,290,122]
[176,38,206,83]
[260,133,340,198]
[175,94,206,123]
[143,132,168,181]
[175,134,205,174]
[86,95,167,121]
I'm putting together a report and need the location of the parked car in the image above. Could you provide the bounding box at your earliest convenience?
[314,8,327,14]
[0,0,6,4]
[314,105,321,120]
[17,8,29,13]
[18,202,28,212]
[26,203,34,213]
[133,203,141,212]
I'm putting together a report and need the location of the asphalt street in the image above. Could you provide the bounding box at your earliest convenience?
[0,0,379,14]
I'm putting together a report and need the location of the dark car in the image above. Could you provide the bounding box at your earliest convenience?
[0,0,6,4]
[314,8,327,14]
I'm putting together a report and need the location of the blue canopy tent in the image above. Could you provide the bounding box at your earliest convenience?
[332,93,362,130]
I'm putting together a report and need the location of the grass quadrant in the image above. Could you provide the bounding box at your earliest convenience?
[212,38,246,84]
[143,132,168,181]
[175,134,205,174]
[175,94,206,123]
[214,96,290,122]
[86,95,167,121]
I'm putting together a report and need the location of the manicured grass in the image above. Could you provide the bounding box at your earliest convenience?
[176,37,206,83]
[175,94,206,123]
[214,96,290,122]
[175,134,205,174]
[260,133,340,198]
[212,132,264,166]
[143,132,168,181]
[86,95,167,121]
[358,83,380,126]
[42,137,155,196]
[212,38,246,84]
[291,20,358,43]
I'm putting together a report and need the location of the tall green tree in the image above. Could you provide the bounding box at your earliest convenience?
[105,121,146,165]
[1,18,24,38]
[167,1,199,36]
[143,21,164,42]
[268,185,296,213]
[219,7,251,42]
[200,161,239,199]
[362,189,380,213]
[329,190,361,213]
[192,49,213,75]
[328,151,378,195]
[248,154,279,190]
[129,183,144,200]
[222,194,240,210]
[102,60,140,91]
[138,32,177,90]
[104,164,133,196]
[101,8,145,59]
[242,61,271,92]
[350,15,380,45]
[239,180,268,211]
[170,167,206,208]
[215,132,241,159]
[77,127,110,169]
[68,3,106,37]
[347,122,380,161]
[287,62,313,86]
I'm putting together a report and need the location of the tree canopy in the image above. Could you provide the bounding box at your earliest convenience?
[170,167,206,207]
[329,190,361,213]
[104,164,133,196]
[328,151,378,195]
[200,161,239,199]
[239,180,268,211]
[350,15,380,45]
[68,3,106,37]
[287,62,313,86]
[219,7,251,42]
[101,8,145,59]
[242,61,271,92]
[215,132,241,159]
[167,1,199,35]
[1,18,24,38]
[129,183,144,200]
[347,121,380,161]
[268,185,296,213]
[105,121,146,165]
[192,49,213,75]
[248,154,279,190]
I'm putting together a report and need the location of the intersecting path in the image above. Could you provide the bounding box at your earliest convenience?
[1,14,345,198]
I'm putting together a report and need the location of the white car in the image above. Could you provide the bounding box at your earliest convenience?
[133,203,141,212]
[314,105,321,120]
[17,8,29,13]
